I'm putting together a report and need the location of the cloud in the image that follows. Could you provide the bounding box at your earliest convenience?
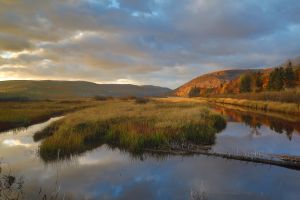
[0,33,34,51]
[0,0,300,88]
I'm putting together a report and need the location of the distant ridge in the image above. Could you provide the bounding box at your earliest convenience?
[0,80,172,99]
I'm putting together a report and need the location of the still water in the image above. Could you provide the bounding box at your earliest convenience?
[1,107,300,199]
[212,106,300,156]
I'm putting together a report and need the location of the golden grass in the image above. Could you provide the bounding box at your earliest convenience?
[0,99,98,132]
[152,97,206,103]
[208,87,300,104]
[37,100,226,161]
[159,96,300,115]
[207,98,300,115]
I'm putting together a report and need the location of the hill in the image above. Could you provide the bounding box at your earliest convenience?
[174,69,253,96]
[175,57,300,97]
[0,80,172,100]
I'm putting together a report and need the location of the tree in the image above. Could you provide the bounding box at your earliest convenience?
[268,69,275,90]
[239,74,252,93]
[284,61,296,88]
[253,72,263,92]
[297,67,300,79]
[268,67,285,90]
[188,87,200,97]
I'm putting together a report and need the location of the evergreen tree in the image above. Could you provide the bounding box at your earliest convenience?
[239,74,252,93]
[188,87,200,97]
[253,72,263,92]
[284,61,296,88]
[268,67,285,90]
[268,69,276,90]
[296,68,300,82]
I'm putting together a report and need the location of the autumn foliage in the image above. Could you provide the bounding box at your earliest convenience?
[187,61,299,97]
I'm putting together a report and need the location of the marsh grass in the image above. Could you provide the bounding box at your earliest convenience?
[0,100,97,132]
[37,101,226,161]
[207,97,300,115]
[209,87,300,104]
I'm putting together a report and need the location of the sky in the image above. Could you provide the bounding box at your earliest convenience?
[0,0,300,89]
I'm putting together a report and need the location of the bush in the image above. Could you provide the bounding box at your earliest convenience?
[120,96,137,100]
[135,97,149,104]
[93,96,114,101]
[0,96,31,102]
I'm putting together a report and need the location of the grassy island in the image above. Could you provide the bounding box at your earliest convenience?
[37,100,226,161]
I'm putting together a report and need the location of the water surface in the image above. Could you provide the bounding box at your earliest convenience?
[212,106,300,156]
[1,109,300,199]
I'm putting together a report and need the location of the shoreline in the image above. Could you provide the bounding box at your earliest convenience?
[154,97,300,116]
[205,97,300,116]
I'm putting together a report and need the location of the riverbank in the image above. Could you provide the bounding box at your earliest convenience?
[206,98,300,115]
[154,97,300,116]
[153,97,300,121]
[0,99,98,132]
[206,88,300,104]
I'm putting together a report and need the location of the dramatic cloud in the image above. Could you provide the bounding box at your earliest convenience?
[1,0,300,88]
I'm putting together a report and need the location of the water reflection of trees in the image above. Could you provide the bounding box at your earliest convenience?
[215,106,300,140]
[240,115,262,137]
[269,120,294,140]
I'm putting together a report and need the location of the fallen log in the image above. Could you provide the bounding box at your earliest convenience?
[144,148,300,171]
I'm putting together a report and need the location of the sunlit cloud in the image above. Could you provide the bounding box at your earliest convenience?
[96,78,141,85]
[0,0,300,88]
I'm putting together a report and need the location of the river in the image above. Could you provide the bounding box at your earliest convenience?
[0,106,300,199]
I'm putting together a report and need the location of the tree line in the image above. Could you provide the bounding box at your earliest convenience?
[188,61,299,97]
[239,61,298,93]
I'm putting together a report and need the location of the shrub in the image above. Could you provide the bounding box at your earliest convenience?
[120,96,137,100]
[93,96,114,101]
[135,97,149,104]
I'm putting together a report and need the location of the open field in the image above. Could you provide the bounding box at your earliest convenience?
[0,99,98,132]
[36,100,226,161]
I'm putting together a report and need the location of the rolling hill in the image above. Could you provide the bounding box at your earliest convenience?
[0,80,172,99]
[174,69,253,96]
[175,57,300,97]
